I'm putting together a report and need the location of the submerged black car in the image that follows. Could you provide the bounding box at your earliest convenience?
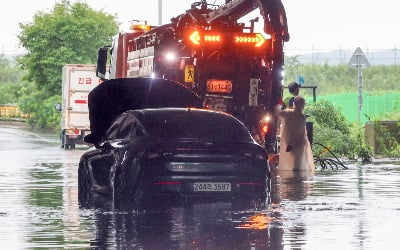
[78,108,269,205]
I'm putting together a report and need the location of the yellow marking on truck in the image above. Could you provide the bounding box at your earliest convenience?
[185,65,194,83]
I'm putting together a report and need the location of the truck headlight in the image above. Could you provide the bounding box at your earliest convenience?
[165,52,177,62]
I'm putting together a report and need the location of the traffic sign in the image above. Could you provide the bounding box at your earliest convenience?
[347,47,370,122]
[297,75,304,84]
[348,47,370,68]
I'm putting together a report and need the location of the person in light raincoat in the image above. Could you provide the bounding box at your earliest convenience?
[275,96,315,173]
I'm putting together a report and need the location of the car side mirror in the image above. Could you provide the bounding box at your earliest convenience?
[99,141,112,151]
[99,139,130,150]
[55,103,62,112]
[96,46,110,79]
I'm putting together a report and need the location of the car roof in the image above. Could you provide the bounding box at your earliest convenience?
[125,107,235,119]
[120,108,254,142]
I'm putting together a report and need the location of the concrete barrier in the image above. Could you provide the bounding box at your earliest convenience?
[365,121,400,154]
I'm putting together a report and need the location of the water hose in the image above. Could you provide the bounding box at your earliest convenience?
[312,142,348,170]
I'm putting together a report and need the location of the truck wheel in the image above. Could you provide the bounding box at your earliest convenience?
[63,136,75,150]
[64,142,75,150]
[61,133,65,148]
[64,135,71,150]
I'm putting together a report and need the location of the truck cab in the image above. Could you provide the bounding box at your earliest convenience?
[96,0,289,153]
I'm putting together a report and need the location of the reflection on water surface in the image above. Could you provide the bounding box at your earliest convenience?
[0,122,399,249]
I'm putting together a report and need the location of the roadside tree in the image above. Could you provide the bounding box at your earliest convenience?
[305,99,372,161]
[0,54,26,86]
[17,1,119,127]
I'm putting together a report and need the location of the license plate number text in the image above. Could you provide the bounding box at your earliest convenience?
[207,80,232,93]
[193,182,231,192]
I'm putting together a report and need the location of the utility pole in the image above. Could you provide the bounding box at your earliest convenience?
[356,55,363,123]
[158,0,162,25]
[348,47,370,123]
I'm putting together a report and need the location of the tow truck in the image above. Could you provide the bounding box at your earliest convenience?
[95,0,289,153]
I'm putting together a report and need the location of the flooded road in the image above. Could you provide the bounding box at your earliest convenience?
[1,121,399,249]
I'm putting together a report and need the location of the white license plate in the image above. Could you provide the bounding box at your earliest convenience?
[193,182,231,192]
[207,80,233,93]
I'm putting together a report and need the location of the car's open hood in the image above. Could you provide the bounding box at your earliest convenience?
[86,78,203,144]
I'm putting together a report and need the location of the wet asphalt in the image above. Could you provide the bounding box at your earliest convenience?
[1,121,400,249]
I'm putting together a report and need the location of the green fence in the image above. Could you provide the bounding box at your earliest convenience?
[309,93,400,123]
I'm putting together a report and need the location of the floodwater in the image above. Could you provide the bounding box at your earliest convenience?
[1,121,400,249]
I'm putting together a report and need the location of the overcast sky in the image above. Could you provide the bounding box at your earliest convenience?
[1,0,399,55]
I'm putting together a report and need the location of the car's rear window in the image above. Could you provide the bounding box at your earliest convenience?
[141,111,253,142]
